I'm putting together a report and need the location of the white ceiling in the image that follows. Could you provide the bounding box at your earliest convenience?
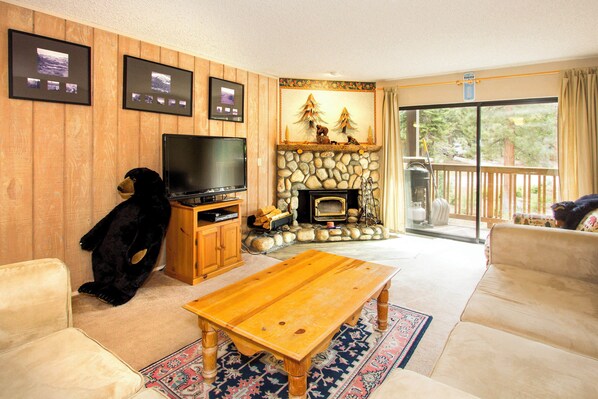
[10,0,598,81]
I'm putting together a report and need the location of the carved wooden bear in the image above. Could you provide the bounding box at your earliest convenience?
[316,124,331,144]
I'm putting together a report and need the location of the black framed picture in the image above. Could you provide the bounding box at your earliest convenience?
[209,77,244,123]
[123,55,193,117]
[8,29,91,105]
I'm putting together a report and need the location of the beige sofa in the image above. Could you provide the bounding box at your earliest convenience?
[371,224,598,398]
[0,258,166,399]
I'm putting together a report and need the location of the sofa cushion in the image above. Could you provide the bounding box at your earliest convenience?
[0,327,144,399]
[369,369,479,399]
[431,322,598,399]
[461,263,598,358]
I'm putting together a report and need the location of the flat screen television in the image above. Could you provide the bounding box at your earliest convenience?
[162,134,247,202]
[208,77,244,122]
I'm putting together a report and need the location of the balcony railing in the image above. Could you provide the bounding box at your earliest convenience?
[430,163,559,226]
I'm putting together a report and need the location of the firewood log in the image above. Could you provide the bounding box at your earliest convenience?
[270,211,290,221]
[256,205,276,217]
[264,208,282,219]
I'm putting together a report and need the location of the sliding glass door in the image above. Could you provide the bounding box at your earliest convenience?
[399,98,558,242]
[401,105,478,240]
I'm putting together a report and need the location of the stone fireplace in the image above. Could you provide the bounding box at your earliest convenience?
[245,144,388,253]
[276,144,382,224]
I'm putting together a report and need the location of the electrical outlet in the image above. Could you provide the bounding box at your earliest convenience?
[257,158,262,167]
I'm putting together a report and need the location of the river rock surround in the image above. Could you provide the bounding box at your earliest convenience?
[276,148,382,220]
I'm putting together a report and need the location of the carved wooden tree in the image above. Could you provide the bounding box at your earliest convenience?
[295,93,326,133]
[334,107,358,135]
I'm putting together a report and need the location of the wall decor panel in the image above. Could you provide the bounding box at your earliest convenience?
[139,42,161,173]
[159,47,178,135]
[32,12,65,259]
[208,61,223,136]
[268,77,278,207]
[246,72,260,218]
[279,78,376,145]
[258,75,269,209]
[117,36,140,203]
[92,28,118,223]
[223,65,237,137]
[64,20,94,287]
[0,2,33,263]
[235,69,248,220]
[177,52,195,134]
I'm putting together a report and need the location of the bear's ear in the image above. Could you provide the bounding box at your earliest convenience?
[551,200,575,221]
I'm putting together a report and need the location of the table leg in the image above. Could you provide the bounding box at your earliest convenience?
[284,357,311,399]
[200,320,218,383]
[377,281,391,331]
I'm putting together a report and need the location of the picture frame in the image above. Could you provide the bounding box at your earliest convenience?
[123,55,193,117]
[209,77,244,123]
[8,29,91,105]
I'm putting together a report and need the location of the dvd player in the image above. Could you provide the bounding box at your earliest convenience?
[198,210,238,222]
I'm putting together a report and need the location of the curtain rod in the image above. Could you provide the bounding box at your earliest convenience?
[378,70,561,90]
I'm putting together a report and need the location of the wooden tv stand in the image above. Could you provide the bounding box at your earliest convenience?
[165,199,244,285]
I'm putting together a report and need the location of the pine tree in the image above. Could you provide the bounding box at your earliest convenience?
[334,107,358,135]
[295,93,326,133]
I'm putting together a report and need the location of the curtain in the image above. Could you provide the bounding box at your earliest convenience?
[381,88,406,233]
[558,68,598,199]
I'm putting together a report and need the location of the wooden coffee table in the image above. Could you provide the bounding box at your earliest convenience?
[183,249,399,399]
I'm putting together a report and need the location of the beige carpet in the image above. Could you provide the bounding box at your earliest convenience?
[72,234,486,377]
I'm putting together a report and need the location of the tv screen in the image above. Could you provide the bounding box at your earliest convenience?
[208,77,244,122]
[162,134,247,201]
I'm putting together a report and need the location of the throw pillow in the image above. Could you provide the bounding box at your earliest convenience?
[576,208,598,233]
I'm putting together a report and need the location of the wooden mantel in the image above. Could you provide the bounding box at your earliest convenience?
[277,143,382,152]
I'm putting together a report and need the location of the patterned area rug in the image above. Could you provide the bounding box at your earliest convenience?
[141,301,432,399]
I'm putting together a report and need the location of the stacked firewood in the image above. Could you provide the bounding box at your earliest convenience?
[253,205,290,230]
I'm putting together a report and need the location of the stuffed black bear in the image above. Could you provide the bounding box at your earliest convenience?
[551,194,598,229]
[79,168,171,306]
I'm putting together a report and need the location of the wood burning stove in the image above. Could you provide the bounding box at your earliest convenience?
[295,189,360,223]
[312,192,347,221]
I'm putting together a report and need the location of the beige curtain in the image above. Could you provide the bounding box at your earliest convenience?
[558,68,598,199]
[381,88,406,233]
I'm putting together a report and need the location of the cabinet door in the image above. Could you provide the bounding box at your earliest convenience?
[197,227,220,276]
[220,224,241,267]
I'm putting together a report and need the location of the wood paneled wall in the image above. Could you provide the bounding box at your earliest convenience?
[0,2,278,288]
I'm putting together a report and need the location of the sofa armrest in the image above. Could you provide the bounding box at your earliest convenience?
[0,258,72,350]
[369,369,479,399]
[489,224,598,283]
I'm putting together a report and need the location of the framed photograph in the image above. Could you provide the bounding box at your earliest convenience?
[8,29,91,105]
[209,77,244,123]
[123,55,193,117]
